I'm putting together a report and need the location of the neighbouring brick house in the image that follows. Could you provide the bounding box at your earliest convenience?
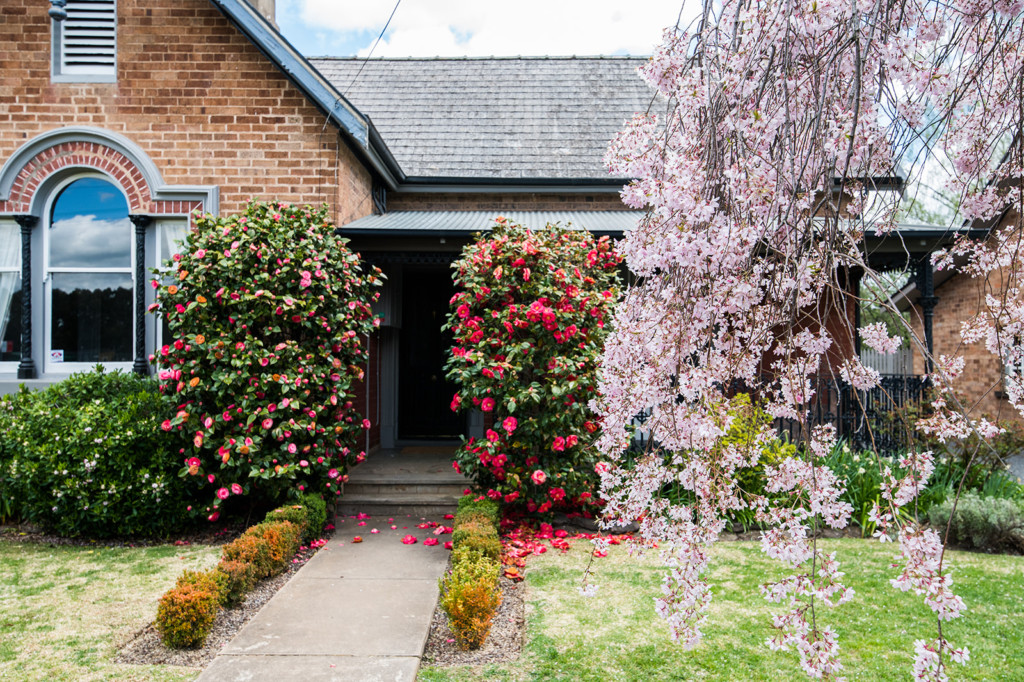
[0,0,649,452]
[900,208,1024,428]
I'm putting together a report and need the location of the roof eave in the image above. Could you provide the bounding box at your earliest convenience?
[207,0,401,189]
[395,176,628,193]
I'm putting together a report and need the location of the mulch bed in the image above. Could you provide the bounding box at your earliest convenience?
[113,531,331,668]
[0,520,248,548]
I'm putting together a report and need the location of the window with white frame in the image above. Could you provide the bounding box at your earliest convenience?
[52,0,117,83]
[45,175,133,371]
[0,223,21,364]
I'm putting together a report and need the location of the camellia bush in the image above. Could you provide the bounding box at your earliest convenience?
[444,219,622,515]
[152,201,382,518]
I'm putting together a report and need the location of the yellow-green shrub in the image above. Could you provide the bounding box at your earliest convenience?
[215,559,257,607]
[451,520,501,561]
[156,583,219,649]
[439,555,502,650]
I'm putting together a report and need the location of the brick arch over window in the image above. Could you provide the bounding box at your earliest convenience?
[0,127,218,218]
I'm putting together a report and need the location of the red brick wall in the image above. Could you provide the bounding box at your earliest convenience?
[909,262,1024,426]
[0,0,373,223]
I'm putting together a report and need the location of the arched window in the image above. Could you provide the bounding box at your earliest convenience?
[45,176,133,370]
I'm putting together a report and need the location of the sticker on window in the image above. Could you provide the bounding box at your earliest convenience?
[50,350,64,363]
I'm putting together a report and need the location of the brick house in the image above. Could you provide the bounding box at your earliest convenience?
[0,0,648,451]
[899,209,1024,427]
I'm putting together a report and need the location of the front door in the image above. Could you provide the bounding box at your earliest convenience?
[397,268,465,439]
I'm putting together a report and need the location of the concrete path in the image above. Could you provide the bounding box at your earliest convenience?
[197,511,453,682]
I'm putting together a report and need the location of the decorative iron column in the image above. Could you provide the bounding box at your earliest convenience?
[13,215,37,379]
[915,257,938,374]
[128,214,151,376]
[851,267,864,354]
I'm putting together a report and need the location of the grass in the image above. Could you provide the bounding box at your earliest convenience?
[420,539,1024,681]
[0,538,221,681]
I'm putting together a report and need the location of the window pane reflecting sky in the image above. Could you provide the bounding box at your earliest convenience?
[50,177,131,269]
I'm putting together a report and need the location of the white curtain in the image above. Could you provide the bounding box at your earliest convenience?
[0,223,20,354]
[159,221,190,266]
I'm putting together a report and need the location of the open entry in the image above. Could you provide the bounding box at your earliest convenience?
[397,268,465,439]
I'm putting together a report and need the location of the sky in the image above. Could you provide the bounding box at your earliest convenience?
[275,1,689,58]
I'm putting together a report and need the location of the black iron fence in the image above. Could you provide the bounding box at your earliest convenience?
[628,374,929,456]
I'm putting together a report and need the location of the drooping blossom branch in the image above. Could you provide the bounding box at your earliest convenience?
[594,1,1024,679]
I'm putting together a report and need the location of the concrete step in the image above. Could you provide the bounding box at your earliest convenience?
[343,481,467,497]
[336,493,460,519]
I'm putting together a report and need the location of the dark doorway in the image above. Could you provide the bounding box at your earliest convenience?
[398,268,465,439]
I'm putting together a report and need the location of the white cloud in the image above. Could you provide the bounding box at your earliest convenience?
[295,0,690,57]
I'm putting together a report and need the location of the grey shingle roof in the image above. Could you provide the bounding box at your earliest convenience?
[309,57,655,180]
[339,210,641,234]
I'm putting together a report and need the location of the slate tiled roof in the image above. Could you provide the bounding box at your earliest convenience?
[339,210,642,234]
[309,57,655,180]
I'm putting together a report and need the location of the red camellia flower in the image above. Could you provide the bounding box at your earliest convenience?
[552,436,565,452]
[216,487,230,500]
[549,487,566,502]
[480,397,495,412]
[401,535,417,545]
[502,416,517,434]
[450,393,461,412]
[485,429,499,442]
[423,538,439,546]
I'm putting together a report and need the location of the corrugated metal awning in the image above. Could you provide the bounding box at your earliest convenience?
[338,210,642,235]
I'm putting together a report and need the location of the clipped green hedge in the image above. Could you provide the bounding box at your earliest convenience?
[0,368,192,538]
[439,493,504,650]
[928,492,1024,553]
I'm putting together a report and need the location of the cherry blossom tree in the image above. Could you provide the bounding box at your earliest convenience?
[595,1,1024,679]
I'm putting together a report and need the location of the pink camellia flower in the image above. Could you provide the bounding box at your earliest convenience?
[423,538,439,546]
[485,429,499,442]
[288,443,297,454]
[566,434,578,447]
[362,419,371,429]
[328,468,339,479]
[208,511,220,522]
[263,418,274,429]
[299,460,309,467]
[480,397,495,412]
[208,474,216,484]
[502,416,517,434]
[450,393,461,412]
[230,483,243,495]
[401,535,417,545]
[552,436,566,452]
[531,470,547,485]
[443,541,453,550]
[549,487,566,502]
[216,487,230,500]
[161,419,172,431]
[195,249,206,258]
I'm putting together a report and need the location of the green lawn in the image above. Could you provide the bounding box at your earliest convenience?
[420,539,1024,681]
[0,538,221,682]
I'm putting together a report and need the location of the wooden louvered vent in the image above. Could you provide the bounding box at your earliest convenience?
[57,0,116,78]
